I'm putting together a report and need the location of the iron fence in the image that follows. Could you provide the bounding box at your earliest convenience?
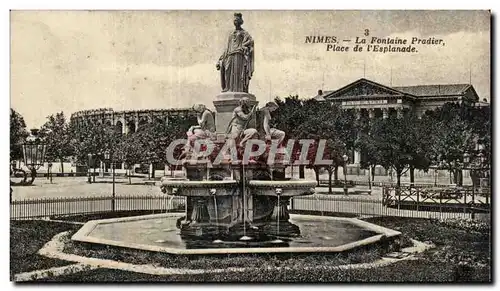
[382,186,490,212]
[10,195,186,220]
[289,195,489,220]
[10,189,490,221]
[318,179,467,189]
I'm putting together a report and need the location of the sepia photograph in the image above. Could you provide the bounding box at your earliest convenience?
[8,8,492,283]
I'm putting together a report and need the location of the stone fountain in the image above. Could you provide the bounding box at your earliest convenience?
[160,144,317,242]
[71,13,401,254]
[158,12,316,243]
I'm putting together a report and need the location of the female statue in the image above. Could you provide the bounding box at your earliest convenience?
[216,13,254,93]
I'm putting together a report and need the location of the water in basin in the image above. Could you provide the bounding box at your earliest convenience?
[89,214,379,250]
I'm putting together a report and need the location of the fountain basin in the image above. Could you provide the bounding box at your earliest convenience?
[71,213,401,255]
[160,179,238,196]
[248,180,316,197]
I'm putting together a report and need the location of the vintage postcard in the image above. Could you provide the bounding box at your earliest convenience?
[9,10,491,283]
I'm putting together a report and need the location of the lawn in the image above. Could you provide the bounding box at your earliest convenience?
[34,260,486,283]
[10,220,80,277]
[11,212,491,283]
[63,236,388,271]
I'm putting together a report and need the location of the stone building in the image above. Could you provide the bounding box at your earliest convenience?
[70,107,194,135]
[314,78,489,177]
[70,107,196,173]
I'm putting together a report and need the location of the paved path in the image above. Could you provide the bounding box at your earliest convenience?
[11,176,163,201]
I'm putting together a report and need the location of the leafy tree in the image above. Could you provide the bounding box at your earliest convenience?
[274,95,309,178]
[10,108,29,162]
[135,116,190,178]
[298,99,358,192]
[402,112,436,185]
[465,104,491,185]
[366,114,411,188]
[115,132,144,184]
[428,103,483,186]
[39,112,73,173]
[354,109,439,188]
[273,97,357,192]
[69,119,121,182]
[356,122,381,184]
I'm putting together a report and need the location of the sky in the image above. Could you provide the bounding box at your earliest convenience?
[10,10,490,129]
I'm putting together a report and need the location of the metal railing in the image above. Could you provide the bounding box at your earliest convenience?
[10,189,490,221]
[318,179,463,189]
[10,195,186,220]
[383,186,490,206]
[290,193,489,220]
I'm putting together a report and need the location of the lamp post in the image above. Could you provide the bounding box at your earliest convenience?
[343,154,349,196]
[87,153,92,183]
[477,152,488,188]
[435,156,444,187]
[463,153,470,187]
[48,162,53,184]
[463,152,476,219]
[21,129,47,185]
[104,151,116,212]
[434,167,438,187]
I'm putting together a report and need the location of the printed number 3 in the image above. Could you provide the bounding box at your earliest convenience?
[364,29,370,36]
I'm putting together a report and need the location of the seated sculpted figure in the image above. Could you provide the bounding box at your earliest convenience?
[185,104,216,151]
[226,97,258,148]
[261,101,285,146]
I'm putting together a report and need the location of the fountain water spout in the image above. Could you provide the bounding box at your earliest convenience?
[210,188,224,244]
[271,188,284,244]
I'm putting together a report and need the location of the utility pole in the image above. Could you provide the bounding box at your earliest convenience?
[469,63,472,84]
[390,67,393,86]
[363,60,366,78]
[269,80,272,102]
[322,71,325,91]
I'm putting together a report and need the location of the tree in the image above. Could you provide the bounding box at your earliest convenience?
[297,100,358,193]
[135,115,193,179]
[356,124,381,184]
[354,109,439,188]
[39,112,73,174]
[115,132,144,184]
[406,113,438,185]
[69,119,121,183]
[274,95,309,178]
[273,95,305,139]
[466,104,491,186]
[428,103,482,186]
[330,106,358,186]
[273,97,358,192]
[366,115,409,188]
[10,108,29,162]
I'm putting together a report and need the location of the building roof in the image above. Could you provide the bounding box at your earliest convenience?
[392,84,471,97]
[317,78,479,102]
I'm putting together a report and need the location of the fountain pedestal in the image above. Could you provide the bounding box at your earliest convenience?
[213,92,258,133]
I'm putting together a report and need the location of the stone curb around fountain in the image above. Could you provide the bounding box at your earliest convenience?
[13,263,98,282]
[29,230,435,281]
[71,213,402,255]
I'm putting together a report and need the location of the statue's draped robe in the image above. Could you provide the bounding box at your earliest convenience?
[219,29,254,93]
